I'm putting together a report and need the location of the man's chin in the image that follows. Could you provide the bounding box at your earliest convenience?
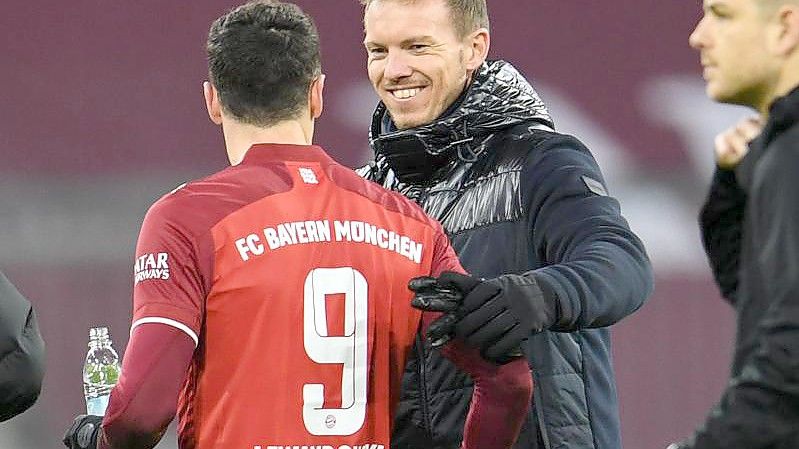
[389,111,434,130]
[707,85,747,107]
[384,107,439,129]
[706,83,731,103]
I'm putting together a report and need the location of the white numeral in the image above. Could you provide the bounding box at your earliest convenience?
[302,267,368,435]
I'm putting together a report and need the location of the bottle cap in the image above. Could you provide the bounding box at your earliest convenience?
[89,326,110,340]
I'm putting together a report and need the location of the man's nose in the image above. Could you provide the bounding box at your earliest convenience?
[689,17,707,50]
[384,51,414,80]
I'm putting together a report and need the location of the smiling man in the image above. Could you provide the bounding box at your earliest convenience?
[357,1,654,449]
[668,1,799,448]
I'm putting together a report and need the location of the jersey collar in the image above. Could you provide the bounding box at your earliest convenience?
[240,144,335,165]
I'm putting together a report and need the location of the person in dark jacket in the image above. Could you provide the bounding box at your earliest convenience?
[0,270,45,422]
[358,1,654,448]
[670,1,799,448]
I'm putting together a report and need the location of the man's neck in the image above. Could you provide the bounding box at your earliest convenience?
[759,63,799,119]
[222,118,314,165]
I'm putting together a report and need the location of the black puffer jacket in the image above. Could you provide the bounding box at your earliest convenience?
[0,271,45,422]
[360,60,653,449]
[691,87,799,449]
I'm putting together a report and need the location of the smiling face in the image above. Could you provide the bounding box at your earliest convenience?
[689,0,782,109]
[364,0,488,129]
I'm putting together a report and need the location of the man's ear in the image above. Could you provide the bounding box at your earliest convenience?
[464,28,490,72]
[203,81,223,125]
[309,74,325,120]
[771,5,799,56]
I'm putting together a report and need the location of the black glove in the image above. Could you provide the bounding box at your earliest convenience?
[63,414,102,449]
[409,275,464,347]
[417,271,554,363]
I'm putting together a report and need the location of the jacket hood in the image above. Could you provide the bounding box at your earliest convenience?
[369,60,553,184]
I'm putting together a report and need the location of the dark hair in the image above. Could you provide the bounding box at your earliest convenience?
[360,0,489,38]
[207,1,321,126]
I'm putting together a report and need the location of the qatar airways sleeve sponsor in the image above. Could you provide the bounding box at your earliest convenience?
[134,252,170,284]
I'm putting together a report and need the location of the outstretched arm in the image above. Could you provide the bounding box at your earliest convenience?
[422,313,532,449]
[64,324,195,449]
[423,230,532,449]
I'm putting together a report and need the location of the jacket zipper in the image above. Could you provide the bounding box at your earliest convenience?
[415,334,432,438]
[417,186,434,440]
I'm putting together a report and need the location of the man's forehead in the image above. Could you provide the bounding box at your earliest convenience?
[364,2,454,36]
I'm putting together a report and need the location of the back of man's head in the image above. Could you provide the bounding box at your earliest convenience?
[207,1,321,127]
[360,0,489,38]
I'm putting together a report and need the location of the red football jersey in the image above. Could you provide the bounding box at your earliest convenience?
[131,144,463,449]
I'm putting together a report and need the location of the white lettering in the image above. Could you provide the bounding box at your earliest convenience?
[278,224,293,246]
[317,220,331,241]
[264,227,280,249]
[305,221,318,242]
[134,253,171,284]
[334,220,350,241]
[351,221,365,242]
[388,231,400,252]
[376,229,388,249]
[400,236,411,259]
[364,223,378,246]
[409,242,422,264]
[283,222,299,244]
[295,221,309,243]
[247,234,264,256]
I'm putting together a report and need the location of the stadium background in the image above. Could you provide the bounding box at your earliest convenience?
[0,2,749,448]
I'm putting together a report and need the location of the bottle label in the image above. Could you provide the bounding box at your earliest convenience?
[86,395,109,416]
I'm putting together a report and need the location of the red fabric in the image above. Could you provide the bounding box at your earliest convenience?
[441,339,533,449]
[97,324,195,449]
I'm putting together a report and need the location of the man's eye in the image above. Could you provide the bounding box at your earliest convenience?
[709,6,731,19]
[410,44,428,51]
[368,48,387,56]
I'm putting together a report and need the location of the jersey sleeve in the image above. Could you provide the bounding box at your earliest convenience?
[426,222,533,448]
[98,324,196,449]
[419,313,532,449]
[430,224,465,276]
[130,199,207,346]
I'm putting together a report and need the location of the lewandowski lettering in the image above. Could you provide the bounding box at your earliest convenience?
[253,444,385,449]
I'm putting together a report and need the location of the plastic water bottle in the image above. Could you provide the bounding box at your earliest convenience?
[83,327,121,415]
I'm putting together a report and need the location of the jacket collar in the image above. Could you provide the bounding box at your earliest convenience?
[736,85,799,188]
[761,84,799,147]
[369,60,553,185]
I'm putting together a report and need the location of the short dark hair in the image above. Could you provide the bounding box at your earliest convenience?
[207,1,321,126]
[360,0,489,38]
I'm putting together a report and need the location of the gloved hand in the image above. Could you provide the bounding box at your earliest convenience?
[63,414,102,449]
[408,275,464,347]
[411,271,554,363]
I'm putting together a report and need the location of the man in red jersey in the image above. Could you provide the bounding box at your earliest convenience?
[62,2,531,449]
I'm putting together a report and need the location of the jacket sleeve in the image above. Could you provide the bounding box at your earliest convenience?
[519,134,653,331]
[688,144,799,449]
[699,167,746,304]
[0,271,45,422]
